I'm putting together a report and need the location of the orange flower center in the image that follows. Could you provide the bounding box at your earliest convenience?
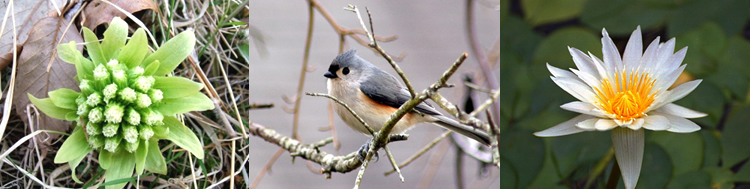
[594,71,657,121]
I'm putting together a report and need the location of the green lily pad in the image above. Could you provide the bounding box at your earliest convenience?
[500,128,544,188]
[521,0,586,26]
[646,131,704,178]
[720,105,750,168]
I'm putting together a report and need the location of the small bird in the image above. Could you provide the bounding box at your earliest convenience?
[324,50,491,158]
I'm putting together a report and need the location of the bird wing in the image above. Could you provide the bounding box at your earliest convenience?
[359,73,441,116]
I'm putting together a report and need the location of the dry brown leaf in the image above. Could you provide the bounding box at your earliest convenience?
[0,0,67,57]
[83,0,158,29]
[0,44,21,71]
[13,16,81,144]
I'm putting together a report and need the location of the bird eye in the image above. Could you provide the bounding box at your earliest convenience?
[342,67,350,75]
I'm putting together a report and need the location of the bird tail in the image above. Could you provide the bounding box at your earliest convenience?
[433,116,491,145]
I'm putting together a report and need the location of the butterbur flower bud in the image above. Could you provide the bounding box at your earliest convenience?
[123,124,139,143]
[104,135,121,153]
[86,122,101,136]
[119,87,137,103]
[77,103,89,116]
[126,108,140,125]
[79,79,92,93]
[103,83,118,102]
[129,66,144,77]
[102,123,118,137]
[87,93,102,107]
[112,69,127,86]
[125,139,139,153]
[144,110,163,126]
[136,93,152,108]
[139,125,154,140]
[104,103,124,124]
[88,135,104,149]
[93,64,110,81]
[106,59,119,68]
[149,89,163,103]
[88,107,103,123]
[76,95,86,105]
[134,76,153,92]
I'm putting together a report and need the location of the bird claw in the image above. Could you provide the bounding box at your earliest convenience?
[357,139,379,162]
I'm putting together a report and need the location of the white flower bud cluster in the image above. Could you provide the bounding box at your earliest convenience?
[77,59,166,153]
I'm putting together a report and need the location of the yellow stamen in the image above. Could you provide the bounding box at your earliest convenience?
[594,71,657,121]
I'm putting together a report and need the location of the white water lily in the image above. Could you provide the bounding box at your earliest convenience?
[534,26,707,189]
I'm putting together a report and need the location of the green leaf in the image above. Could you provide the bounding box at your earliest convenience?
[551,131,611,178]
[500,158,516,189]
[580,0,669,35]
[134,139,148,174]
[144,139,167,174]
[143,31,195,76]
[54,128,92,163]
[521,0,586,26]
[667,0,749,37]
[721,106,750,168]
[152,125,169,139]
[163,116,204,159]
[143,60,160,76]
[701,130,721,167]
[101,17,128,61]
[634,142,672,189]
[647,131,704,177]
[104,150,135,189]
[704,167,733,189]
[667,170,711,189]
[48,88,80,110]
[27,94,76,121]
[100,150,112,170]
[118,28,149,68]
[734,161,750,182]
[69,152,87,184]
[500,128,543,188]
[154,92,214,116]
[238,43,249,63]
[58,41,80,65]
[676,22,726,77]
[83,28,105,65]
[532,27,601,71]
[153,76,204,98]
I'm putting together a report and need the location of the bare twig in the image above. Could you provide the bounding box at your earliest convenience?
[383,146,404,182]
[306,93,374,135]
[465,0,500,121]
[291,0,316,140]
[385,130,452,175]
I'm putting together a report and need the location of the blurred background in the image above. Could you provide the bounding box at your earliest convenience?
[500,0,750,188]
[248,1,499,188]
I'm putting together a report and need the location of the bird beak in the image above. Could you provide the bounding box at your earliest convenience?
[324,71,337,78]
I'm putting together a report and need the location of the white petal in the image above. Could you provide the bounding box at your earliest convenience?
[552,77,598,103]
[534,114,594,137]
[589,51,610,80]
[595,119,618,131]
[572,69,602,89]
[656,64,686,90]
[601,28,623,72]
[568,47,600,79]
[656,38,676,67]
[640,36,661,72]
[547,63,577,78]
[612,127,645,189]
[560,101,608,117]
[655,103,707,118]
[623,26,643,69]
[575,118,599,131]
[614,118,633,127]
[662,79,702,105]
[641,114,670,131]
[660,112,701,133]
[628,118,645,130]
[666,47,688,71]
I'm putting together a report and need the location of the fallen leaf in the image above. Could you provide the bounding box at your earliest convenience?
[13,16,81,143]
[0,45,21,71]
[82,0,158,30]
[0,0,67,57]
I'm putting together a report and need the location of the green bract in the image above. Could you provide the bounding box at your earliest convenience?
[28,17,214,189]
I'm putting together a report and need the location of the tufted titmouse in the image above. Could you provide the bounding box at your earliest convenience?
[324,50,491,148]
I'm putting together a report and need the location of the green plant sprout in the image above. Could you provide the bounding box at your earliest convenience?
[28,17,214,189]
